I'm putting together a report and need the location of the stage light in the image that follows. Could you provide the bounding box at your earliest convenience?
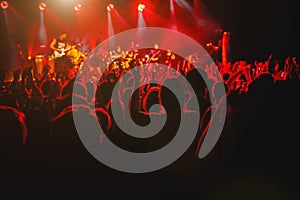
[107,4,114,12]
[170,0,175,13]
[38,2,46,11]
[74,3,82,11]
[0,1,8,9]
[138,4,145,12]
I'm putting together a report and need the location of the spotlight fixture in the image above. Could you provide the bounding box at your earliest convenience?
[74,3,82,11]
[138,4,145,12]
[107,4,114,12]
[38,2,46,11]
[0,1,8,10]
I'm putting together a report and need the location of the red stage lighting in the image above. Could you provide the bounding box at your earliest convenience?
[0,1,8,9]
[38,2,46,11]
[74,3,82,11]
[107,4,114,12]
[138,4,145,12]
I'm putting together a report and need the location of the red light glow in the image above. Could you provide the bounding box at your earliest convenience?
[38,2,46,11]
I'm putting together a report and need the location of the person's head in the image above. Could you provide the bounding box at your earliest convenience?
[59,32,68,40]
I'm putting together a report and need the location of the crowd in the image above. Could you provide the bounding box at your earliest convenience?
[0,49,299,197]
[0,49,299,146]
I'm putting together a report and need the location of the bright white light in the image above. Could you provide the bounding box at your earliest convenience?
[138,4,145,12]
[74,3,82,11]
[107,4,114,12]
[39,2,46,11]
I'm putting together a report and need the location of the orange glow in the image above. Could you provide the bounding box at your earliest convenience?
[0,1,8,9]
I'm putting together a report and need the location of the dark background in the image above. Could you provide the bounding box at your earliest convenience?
[0,1,299,199]
[203,0,299,62]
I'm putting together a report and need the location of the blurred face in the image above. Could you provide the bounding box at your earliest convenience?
[60,33,67,40]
